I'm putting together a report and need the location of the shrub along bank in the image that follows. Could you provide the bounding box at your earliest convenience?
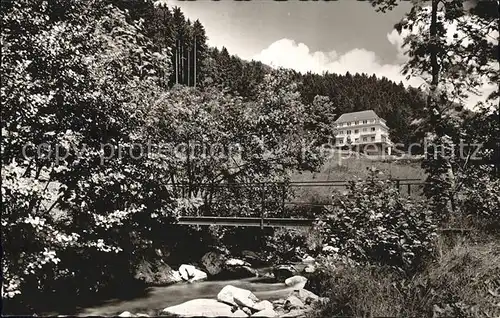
[305,169,500,318]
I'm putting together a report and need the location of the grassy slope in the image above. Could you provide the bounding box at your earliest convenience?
[308,235,500,318]
[290,151,426,204]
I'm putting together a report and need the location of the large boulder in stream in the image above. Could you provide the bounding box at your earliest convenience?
[217,285,260,308]
[134,259,182,286]
[161,299,241,317]
[273,264,299,282]
[201,251,226,276]
[178,264,207,282]
[284,275,308,288]
[241,250,269,267]
[252,308,279,317]
[288,288,324,306]
[219,258,259,279]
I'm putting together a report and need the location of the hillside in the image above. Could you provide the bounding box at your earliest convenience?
[112,0,431,146]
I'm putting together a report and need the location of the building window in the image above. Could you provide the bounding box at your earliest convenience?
[362,137,367,142]
[371,136,376,141]
[371,127,376,132]
[347,130,351,135]
[382,135,387,142]
[355,121,359,125]
[339,130,343,135]
[337,138,344,144]
[355,138,359,143]
[362,120,367,124]
[362,128,367,132]
[354,129,359,134]
[347,122,351,126]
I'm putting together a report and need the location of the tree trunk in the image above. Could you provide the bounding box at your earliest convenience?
[175,40,179,85]
[194,37,197,87]
[428,0,456,217]
[187,48,190,86]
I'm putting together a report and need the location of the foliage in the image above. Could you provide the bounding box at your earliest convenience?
[263,228,309,263]
[307,265,407,318]
[458,174,500,232]
[370,0,499,220]
[309,239,500,318]
[147,70,323,217]
[395,0,498,104]
[0,0,178,303]
[420,240,500,318]
[298,72,427,147]
[422,105,500,222]
[1,1,325,308]
[318,168,438,273]
[206,46,430,147]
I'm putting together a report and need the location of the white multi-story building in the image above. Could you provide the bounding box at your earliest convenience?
[333,110,393,155]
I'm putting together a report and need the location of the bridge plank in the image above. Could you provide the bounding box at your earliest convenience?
[177,216,315,228]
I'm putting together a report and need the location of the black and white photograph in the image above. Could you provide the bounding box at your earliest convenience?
[1,0,499,316]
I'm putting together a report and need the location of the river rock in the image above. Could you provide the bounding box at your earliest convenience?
[242,307,253,316]
[302,255,315,264]
[252,308,278,317]
[302,264,315,274]
[281,309,308,317]
[223,265,259,279]
[217,285,259,308]
[161,298,236,317]
[241,250,267,267]
[118,311,135,317]
[254,300,274,312]
[178,264,207,282]
[136,314,149,317]
[234,309,249,317]
[216,258,258,279]
[288,288,319,305]
[284,295,305,311]
[134,259,182,286]
[201,251,226,276]
[284,275,308,288]
[234,295,256,310]
[273,264,298,281]
[225,258,251,267]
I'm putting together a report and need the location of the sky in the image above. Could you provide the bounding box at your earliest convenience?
[168,0,497,108]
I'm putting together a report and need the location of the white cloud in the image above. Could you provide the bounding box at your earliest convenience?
[252,38,424,89]
[252,21,497,109]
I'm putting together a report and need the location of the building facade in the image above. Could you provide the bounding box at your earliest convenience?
[333,110,393,155]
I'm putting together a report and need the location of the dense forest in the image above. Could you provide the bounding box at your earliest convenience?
[113,0,431,146]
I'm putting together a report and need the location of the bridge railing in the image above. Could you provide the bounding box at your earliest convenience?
[167,178,425,221]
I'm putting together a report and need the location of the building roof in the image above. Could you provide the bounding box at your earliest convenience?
[334,110,379,123]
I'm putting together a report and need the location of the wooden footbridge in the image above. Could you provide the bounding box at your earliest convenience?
[174,178,424,228]
[177,216,316,228]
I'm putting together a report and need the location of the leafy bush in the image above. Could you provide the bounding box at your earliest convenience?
[318,168,438,273]
[458,175,500,233]
[262,228,316,263]
[309,240,500,318]
[307,264,407,318]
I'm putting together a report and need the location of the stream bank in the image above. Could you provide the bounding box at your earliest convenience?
[49,263,316,317]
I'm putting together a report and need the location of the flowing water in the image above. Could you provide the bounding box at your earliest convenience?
[47,265,307,316]
[73,277,298,316]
